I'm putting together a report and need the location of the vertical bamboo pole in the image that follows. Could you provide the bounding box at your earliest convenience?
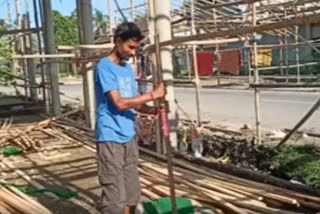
[186,48,191,79]
[108,0,113,42]
[21,16,29,100]
[43,0,61,115]
[284,9,289,83]
[279,38,284,76]
[183,0,191,80]
[33,0,47,108]
[24,0,38,101]
[191,0,201,127]
[78,0,96,129]
[130,0,134,21]
[155,32,178,214]
[148,0,162,153]
[16,0,28,99]
[245,37,251,83]
[252,2,261,144]
[213,0,220,85]
[295,6,300,83]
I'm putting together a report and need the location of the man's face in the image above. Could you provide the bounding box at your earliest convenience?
[115,38,140,61]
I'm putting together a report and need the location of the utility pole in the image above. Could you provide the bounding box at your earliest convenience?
[153,0,177,149]
[43,0,61,115]
[78,0,96,130]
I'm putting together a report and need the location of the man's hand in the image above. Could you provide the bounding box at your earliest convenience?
[136,105,158,115]
[152,83,167,99]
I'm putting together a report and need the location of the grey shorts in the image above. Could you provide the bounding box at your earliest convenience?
[96,138,141,214]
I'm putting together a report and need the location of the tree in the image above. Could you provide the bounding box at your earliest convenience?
[52,10,79,45]
[94,9,109,38]
[0,39,13,85]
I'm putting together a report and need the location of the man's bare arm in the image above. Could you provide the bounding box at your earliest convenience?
[108,83,166,112]
[135,104,157,115]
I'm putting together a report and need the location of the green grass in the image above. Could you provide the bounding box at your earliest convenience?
[271,146,320,188]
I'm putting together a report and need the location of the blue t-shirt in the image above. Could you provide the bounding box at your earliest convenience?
[95,58,138,143]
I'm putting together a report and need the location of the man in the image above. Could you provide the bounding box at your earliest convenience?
[95,22,166,214]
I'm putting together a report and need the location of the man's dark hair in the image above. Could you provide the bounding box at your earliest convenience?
[113,22,144,43]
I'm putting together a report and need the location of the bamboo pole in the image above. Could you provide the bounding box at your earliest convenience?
[257,61,320,71]
[213,0,221,86]
[145,12,320,53]
[191,0,202,127]
[154,33,178,214]
[209,0,265,9]
[277,95,320,147]
[14,54,75,59]
[252,2,261,144]
[250,83,320,88]
[279,38,284,76]
[0,27,42,36]
[295,12,301,83]
[43,0,61,115]
[33,0,47,110]
[148,0,162,153]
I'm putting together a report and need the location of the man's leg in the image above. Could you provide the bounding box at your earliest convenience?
[97,143,126,214]
[124,138,141,213]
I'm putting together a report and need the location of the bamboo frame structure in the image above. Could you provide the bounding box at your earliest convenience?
[3,0,320,147]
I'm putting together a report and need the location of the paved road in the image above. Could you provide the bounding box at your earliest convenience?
[58,84,320,133]
[1,84,319,132]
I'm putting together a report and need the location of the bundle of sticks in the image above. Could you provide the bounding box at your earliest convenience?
[0,183,53,214]
[0,108,83,151]
[1,109,320,214]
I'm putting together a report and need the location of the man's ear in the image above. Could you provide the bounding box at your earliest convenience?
[115,37,123,46]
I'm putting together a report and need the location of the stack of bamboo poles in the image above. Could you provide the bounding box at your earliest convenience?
[50,113,320,214]
[1,109,320,214]
[0,108,83,151]
[138,157,320,214]
[0,183,53,214]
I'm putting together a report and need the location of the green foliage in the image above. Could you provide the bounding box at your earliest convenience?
[94,9,109,37]
[0,39,13,84]
[0,20,14,85]
[271,146,320,188]
[53,10,79,46]
[0,40,12,63]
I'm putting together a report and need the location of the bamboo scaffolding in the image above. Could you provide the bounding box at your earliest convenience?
[145,12,320,53]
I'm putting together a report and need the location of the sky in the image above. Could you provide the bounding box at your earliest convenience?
[0,0,146,27]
